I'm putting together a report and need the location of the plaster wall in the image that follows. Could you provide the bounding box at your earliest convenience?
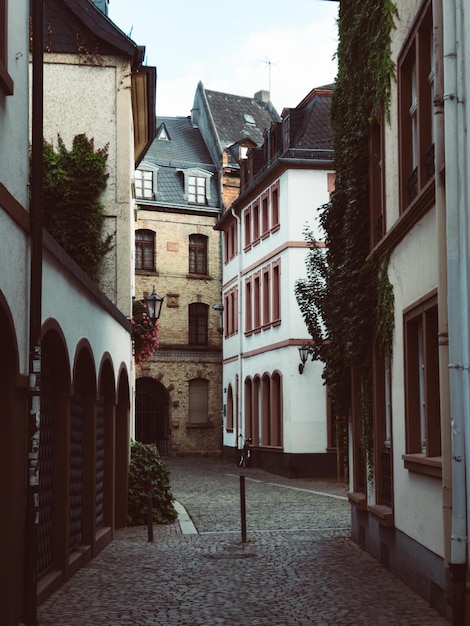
[42,250,132,382]
[39,54,134,315]
[388,206,443,556]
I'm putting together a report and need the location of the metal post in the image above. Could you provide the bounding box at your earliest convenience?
[240,475,247,543]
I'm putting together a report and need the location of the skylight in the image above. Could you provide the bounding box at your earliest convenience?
[244,113,256,126]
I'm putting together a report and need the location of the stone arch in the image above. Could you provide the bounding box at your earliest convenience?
[37,322,71,588]
[115,365,130,529]
[135,377,170,456]
[0,291,26,626]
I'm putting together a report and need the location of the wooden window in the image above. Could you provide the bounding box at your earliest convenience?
[262,374,271,445]
[244,207,252,250]
[226,384,234,431]
[253,272,261,330]
[253,201,260,242]
[262,266,271,327]
[270,371,282,447]
[0,0,13,95]
[135,229,155,271]
[369,115,385,248]
[188,175,206,204]
[135,170,155,199]
[399,1,434,211]
[189,234,208,275]
[245,277,253,333]
[224,286,238,337]
[224,216,237,262]
[272,260,281,323]
[189,378,208,423]
[271,182,280,230]
[373,337,393,507]
[244,378,253,440]
[189,303,208,345]
[261,192,269,236]
[404,294,440,459]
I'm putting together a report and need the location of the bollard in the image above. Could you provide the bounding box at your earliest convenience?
[240,475,247,543]
[146,483,154,542]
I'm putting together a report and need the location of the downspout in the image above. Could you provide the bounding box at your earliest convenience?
[443,0,468,621]
[23,0,44,623]
[433,0,452,572]
[231,205,243,452]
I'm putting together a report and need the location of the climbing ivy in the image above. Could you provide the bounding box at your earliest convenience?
[41,133,114,282]
[296,0,397,478]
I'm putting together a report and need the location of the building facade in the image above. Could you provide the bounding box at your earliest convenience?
[345,0,470,620]
[0,1,155,623]
[219,86,337,477]
[134,117,223,456]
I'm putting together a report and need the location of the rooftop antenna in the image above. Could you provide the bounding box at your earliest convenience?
[258,58,278,94]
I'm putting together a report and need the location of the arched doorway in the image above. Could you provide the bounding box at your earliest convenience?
[135,377,170,455]
[0,295,25,626]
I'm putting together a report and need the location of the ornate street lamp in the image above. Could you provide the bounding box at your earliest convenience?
[144,286,164,324]
[298,344,312,374]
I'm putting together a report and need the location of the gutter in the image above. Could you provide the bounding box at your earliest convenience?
[443,0,469,621]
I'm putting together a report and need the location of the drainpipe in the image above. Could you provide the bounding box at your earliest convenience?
[443,0,468,622]
[433,0,452,572]
[23,0,44,624]
[231,206,243,451]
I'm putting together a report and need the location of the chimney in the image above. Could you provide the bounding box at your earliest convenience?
[91,0,109,15]
[254,90,270,105]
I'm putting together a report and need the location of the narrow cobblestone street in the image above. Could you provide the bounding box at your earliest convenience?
[38,457,450,625]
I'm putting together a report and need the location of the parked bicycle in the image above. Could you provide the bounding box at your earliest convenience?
[238,437,252,468]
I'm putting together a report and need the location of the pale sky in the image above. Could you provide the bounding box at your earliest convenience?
[108,0,338,117]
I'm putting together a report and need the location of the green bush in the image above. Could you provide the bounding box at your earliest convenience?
[127,441,177,526]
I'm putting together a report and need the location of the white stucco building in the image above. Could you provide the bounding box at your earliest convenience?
[219,86,337,477]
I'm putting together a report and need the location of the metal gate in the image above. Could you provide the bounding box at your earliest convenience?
[95,393,105,528]
[135,378,169,456]
[38,349,54,577]
[69,382,84,550]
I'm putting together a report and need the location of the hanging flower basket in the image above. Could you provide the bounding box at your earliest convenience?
[132,300,160,364]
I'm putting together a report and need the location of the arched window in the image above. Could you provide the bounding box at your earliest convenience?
[226,384,234,431]
[189,234,208,275]
[189,303,208,345]
[271,371,283,447]
[135,229,155,271]
[189,378,209,423]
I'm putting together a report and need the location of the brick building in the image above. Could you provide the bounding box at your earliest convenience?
[134,117,223,455]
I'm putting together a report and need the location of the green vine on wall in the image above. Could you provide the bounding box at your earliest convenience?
[295,0,397,481]
[40,133,114,282]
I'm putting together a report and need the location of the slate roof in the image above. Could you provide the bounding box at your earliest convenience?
[140,117,221,211]
[43,0,138,59]
[286,85,334,156]
[203,88,281,151]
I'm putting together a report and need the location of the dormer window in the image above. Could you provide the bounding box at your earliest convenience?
[178,168,212,205]
[135,169,155,199]
[188,176,206,204]
[157,123,170,141]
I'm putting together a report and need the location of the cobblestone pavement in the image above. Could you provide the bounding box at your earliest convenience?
[38,457,450,625]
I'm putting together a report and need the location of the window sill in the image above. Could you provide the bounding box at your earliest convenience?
[347,491,367,510]
[0,62,13,96]
[187,422,214,429]
[135,269,158,275]
[270,224,280,234]
[368,504,394,527]
[187,273,211,280]
[402,453,442,478]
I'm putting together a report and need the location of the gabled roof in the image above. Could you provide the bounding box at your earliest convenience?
[191,81,281,167]
[140,117,221,211]
[44,0,138,60]
[203,87,281,149]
